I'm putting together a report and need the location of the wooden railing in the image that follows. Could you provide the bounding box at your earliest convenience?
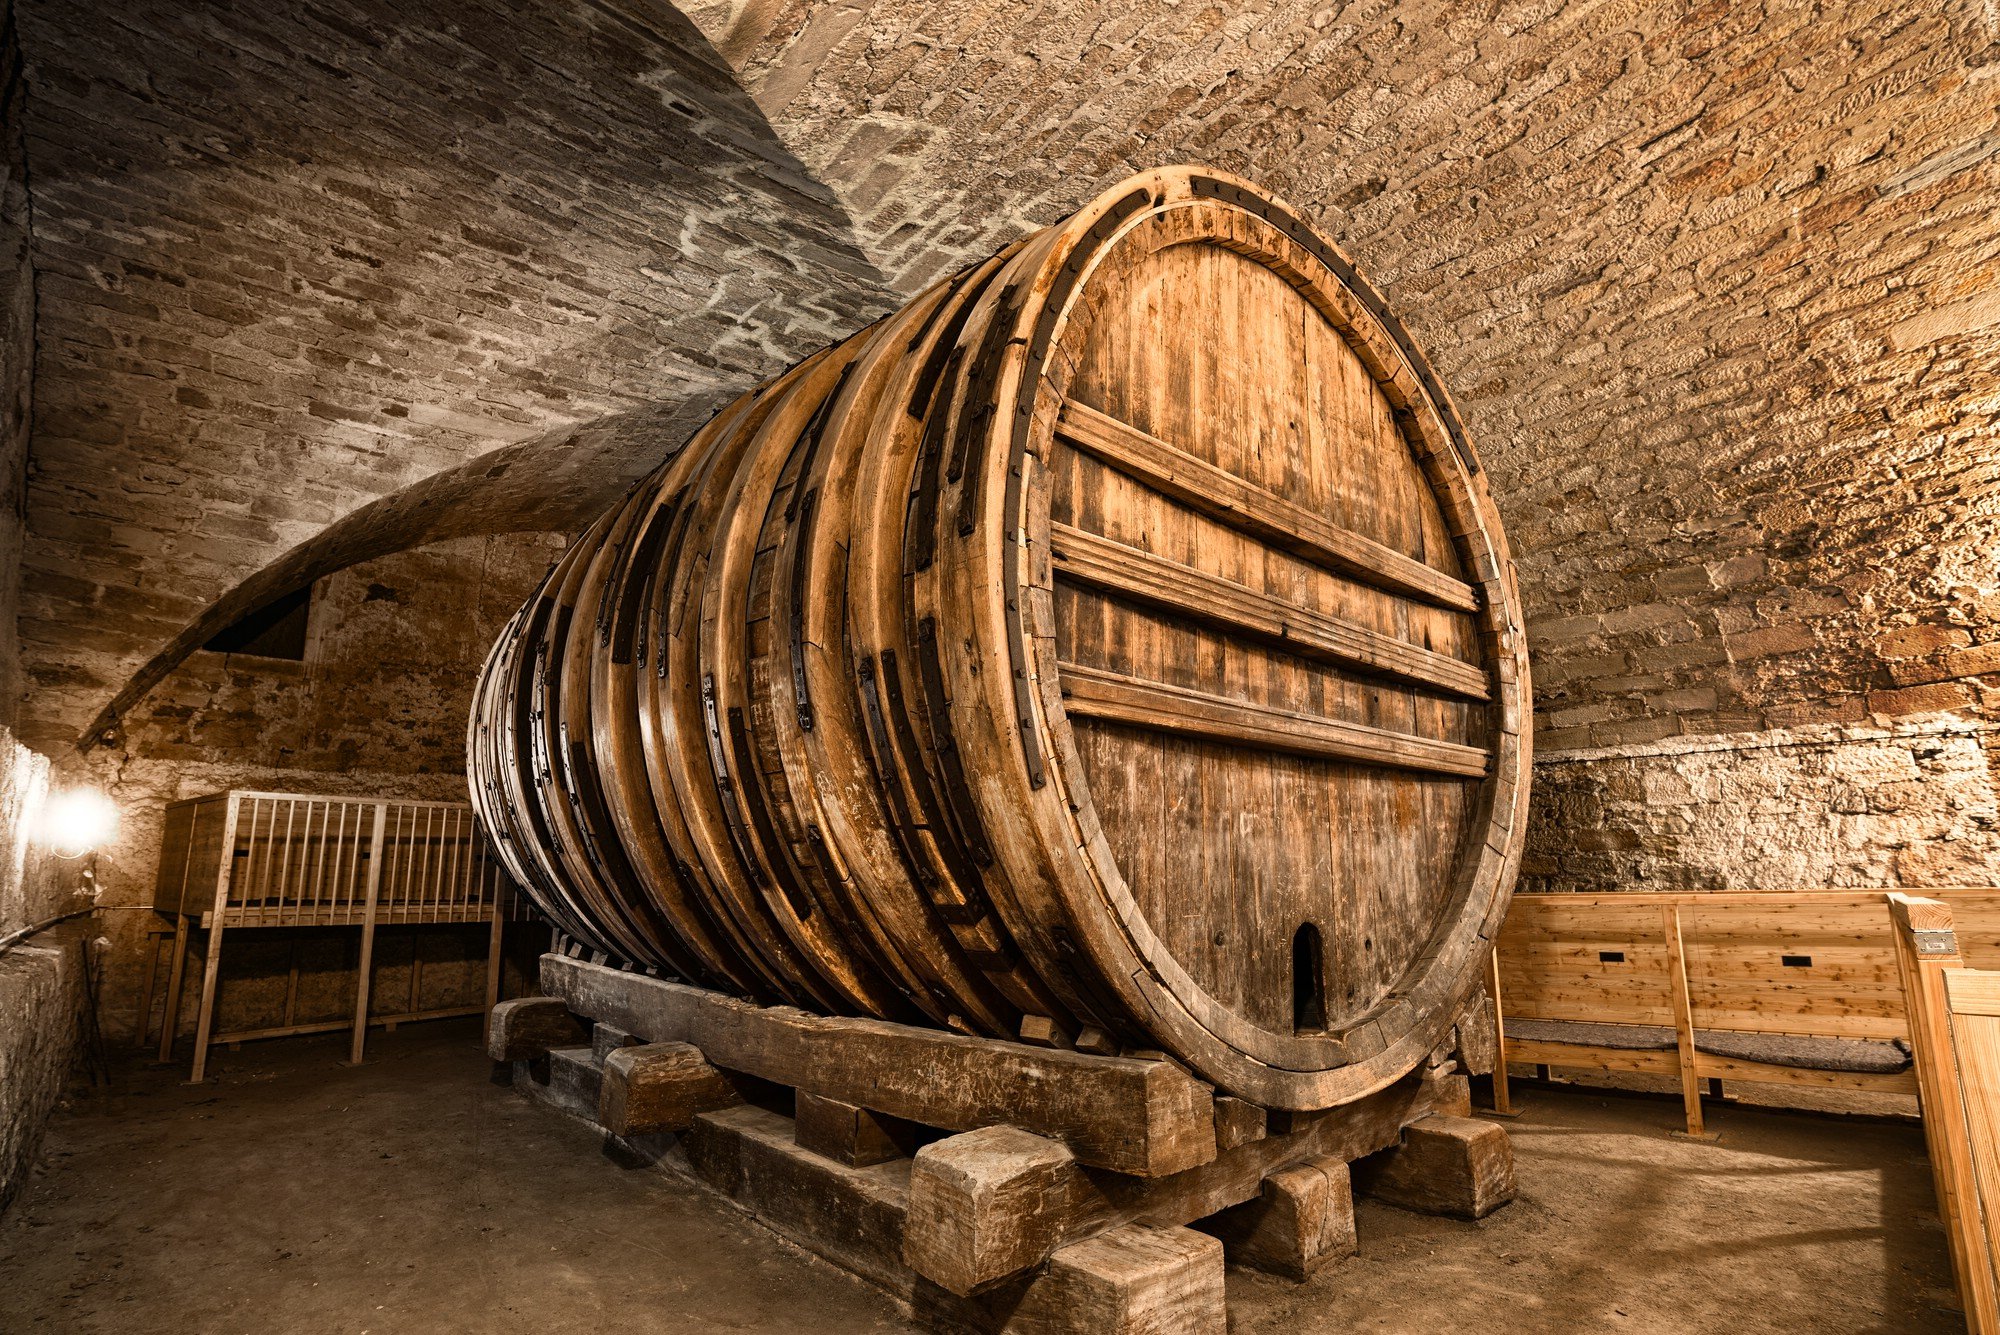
[155,790,528,927]
[149,790,538,1083]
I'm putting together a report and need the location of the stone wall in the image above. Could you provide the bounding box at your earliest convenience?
[0,0,83,1215]
[12,0,893,754]
[718,0,2000,890]
[76,531,561,1046]
[1526,717,2000,893]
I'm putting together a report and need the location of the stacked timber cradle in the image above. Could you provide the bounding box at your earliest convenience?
[468,165,1531,1111]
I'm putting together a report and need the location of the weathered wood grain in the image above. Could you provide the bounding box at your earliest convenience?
[546,953,1215,1177]
[795,1091,909,1167]
[598,1041,741,1137]
[1353,1113,1516,1219]
[1196,1154,1357,1280]
[486,996,587,1062]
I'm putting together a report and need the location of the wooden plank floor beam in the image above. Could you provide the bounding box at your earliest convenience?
[1051,523,1488,700]
[1055,399,1479,613]
[1056,662,1490,779]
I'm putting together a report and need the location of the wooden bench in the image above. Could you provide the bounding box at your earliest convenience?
[1490,889,2000,1136]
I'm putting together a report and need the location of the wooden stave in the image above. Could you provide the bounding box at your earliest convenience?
[488,527,629,958]
[555,482,716,977]
[748,278,995,1032]
[910,220,1145,1045]
[529,502,674,964]
[696,333,921,1018]
[823,244,1089,1039]
[589,399,769,994]
[468,601,582,939]
[652,349,866,1011]
[469,166,1530,1109]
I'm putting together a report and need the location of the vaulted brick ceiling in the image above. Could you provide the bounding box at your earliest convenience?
[16,0,2000,756]
[14,0,895,752]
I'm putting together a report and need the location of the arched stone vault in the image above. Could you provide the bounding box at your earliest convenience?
[77,393,732,749]
[13,0,895,753]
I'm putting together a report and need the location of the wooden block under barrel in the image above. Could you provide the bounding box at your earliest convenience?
[486,996,586,1063]
[1197,1154,1356,1280]
[1354,1113,1517,1220]
[904,1125,1081,1297]
[914,1223,1227,1335]
[795,1092,909,1167]
[598,1041,740,1137]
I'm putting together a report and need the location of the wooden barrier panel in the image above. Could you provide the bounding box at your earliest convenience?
[1490,889,2000,1135]
[1891,896,2000,1335]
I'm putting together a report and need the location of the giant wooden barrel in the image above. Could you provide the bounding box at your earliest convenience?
[468,166,1530,1110]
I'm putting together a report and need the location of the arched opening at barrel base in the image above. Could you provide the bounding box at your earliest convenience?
[1292,922,1328,1034]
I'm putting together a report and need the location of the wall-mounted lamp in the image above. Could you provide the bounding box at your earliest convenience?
[38,787,119,860]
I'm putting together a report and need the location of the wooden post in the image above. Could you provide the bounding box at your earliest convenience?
[1943,967,2000,1335]
[1660,905,1709,1139]
[1487,943,1513,1116]
[1890,893,2000,1333]
[281,938,301,1031]
[405,942,424,1016]
[156,914,190,1063]
[135,926,162,1051]
[188,796,242,1083]
[188,925,227,1083]
[347,802,388,1067]
[482,910,506,1049]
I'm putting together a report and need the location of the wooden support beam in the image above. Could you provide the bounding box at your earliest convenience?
[1055,398,1479,613]
[667,1078,1443,1328]
[1486,946,1514,1116]
[797,1092,909,1167]
[599,1041,741,1137]
[1052,523,1488,699]
[1661,905,1713,1140]
[683,1103,916,1297]
[904,1076,1440,1296]
[545,953,1216,1177]
[905,1126,1081,1296]
[1196,1155,1356,1281]
[1354,1113,1516,1220]
[1057,662,1490,779]
[486,996,588,1063]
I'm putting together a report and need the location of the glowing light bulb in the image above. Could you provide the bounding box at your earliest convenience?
[40,787,118,859]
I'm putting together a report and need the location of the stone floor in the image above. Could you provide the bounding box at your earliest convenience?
[0,1019,1962,1333]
